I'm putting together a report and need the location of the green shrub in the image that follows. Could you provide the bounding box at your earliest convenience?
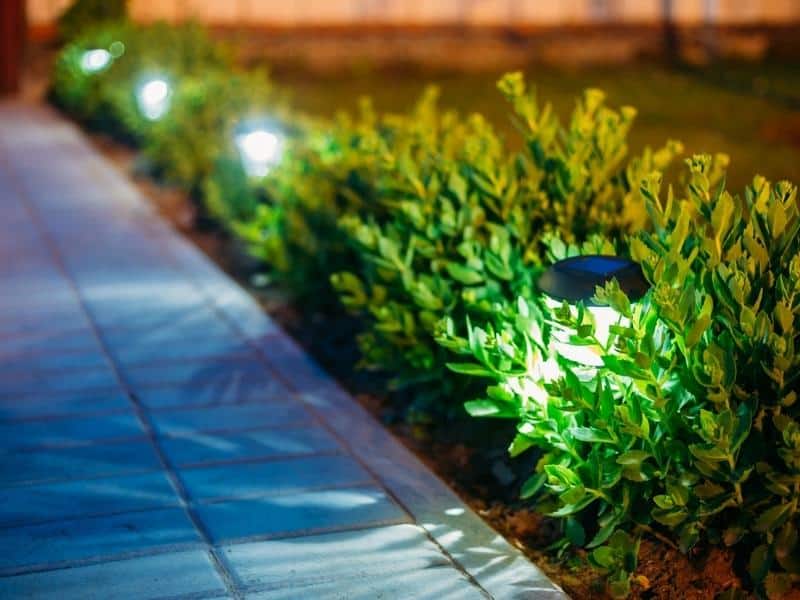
[57,0,127,41]
[330,74,681,418]
[50,22,231,141]
[441,155,800,596]
[232,104,384,302]
[203,156,258,224]
[142,68,278,191]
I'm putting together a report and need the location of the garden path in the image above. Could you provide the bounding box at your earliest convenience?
[0,102,565,599]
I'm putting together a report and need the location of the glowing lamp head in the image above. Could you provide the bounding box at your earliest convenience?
[80,49,112,74]
[234,124,284,177]
[137,78,171,121]
[538,255,649,367]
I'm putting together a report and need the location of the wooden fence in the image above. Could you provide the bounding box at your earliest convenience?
[26,0,800,28]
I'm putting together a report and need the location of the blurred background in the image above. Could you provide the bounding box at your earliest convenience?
[6,0,800,188]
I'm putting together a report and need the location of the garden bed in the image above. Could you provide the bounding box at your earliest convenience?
[46,12,800,597]
[87,132,762,600]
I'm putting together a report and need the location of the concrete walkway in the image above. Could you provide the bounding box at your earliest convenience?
[0,103,565,600]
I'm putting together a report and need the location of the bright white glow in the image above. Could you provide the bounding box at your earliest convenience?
[137,78,170,121]
[270,490,379,509]
[445,507,465,516]
[80,49,112,74]
[545,296,628,367]
[235,128,284,177]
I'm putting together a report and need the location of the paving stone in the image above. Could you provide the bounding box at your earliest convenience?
[0,440,162,486]
[0,329,100,358]
[150,402,310,437]
[110,334,254,366]
[135,376,289,410]
[198,486,409,542]
[100,312,235,342]
[0,413,143,449]
[0,366,119,397]
[0,471,179,527]
[160,425,340,467]
[0,390,130,420]
[0,507,201,571]
[0,549,228,599]
[0,308,90,337]
[0,348,110,373]
[179,454,370,502]
[245,574,482,600]
[123,357,268,389]
[0,104,564,599]
[228,524,483,600]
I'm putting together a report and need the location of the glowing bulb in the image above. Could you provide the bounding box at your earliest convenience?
[80,49,112,74]
[137,78,171,121]
[235,127,284,177]
[544,296,628,367]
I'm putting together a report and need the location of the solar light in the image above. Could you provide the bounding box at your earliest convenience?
[538,255,649,367]
[234,121,284,177]
[80,49,112,74]
[137,78,171,121]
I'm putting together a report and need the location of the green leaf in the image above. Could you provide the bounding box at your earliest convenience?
[560,484,587,506]
[508,433,535,457]
[651,507,688,527]
[570,427,616,444]
[616,450,651,466]
[689,444,728,462]
[748,544,771,584]
[775,522,797,560]
[520,472,545,499]
[565,517,586,547]
[446,362,494,378]
[753,502,794,533]
[445,262,483,285]
[590,546,617,569]
[463,399,516,418]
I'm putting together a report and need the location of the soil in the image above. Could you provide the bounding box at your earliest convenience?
[89,133,766,600]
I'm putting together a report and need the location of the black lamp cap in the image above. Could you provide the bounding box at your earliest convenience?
[537,255,649,305]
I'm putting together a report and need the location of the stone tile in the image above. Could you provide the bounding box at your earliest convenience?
[150,402,309,437]
[135,376,289,410]
[110,335,254,366]
[0,507,201,571]
[0,440,161,486]
[0,349,110,373]
[0,104,564,598]
[160,426,341,467]
[0,366,119,397]
[229,524,483,600]
[198,486,409,542]
[179,454,370,503]
[0,413,143,449]
[0,549,227,599]
[0,311,90,338]
[0,390,130,420]
[0,329,100,357]
[245,575,482,600]
[257,334,331,396]
[124,357,268,389]
[0,471,179,527]
[100,311,235,342]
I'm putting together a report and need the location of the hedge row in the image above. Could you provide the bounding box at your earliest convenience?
[51,11,799,598]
